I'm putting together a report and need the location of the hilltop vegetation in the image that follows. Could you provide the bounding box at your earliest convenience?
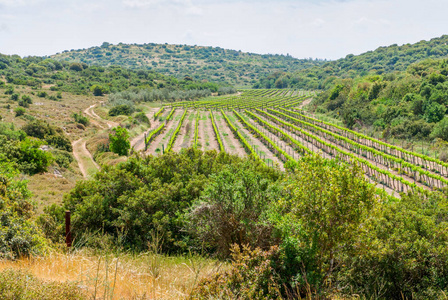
[50,42,325,87]
[255,35,448,90]
[0,53,234,97]
[312,58,448,143]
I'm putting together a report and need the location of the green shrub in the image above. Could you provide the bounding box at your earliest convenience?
[133,111,150,124]
[73,112,89,126]
[21,94,32,104]
[192,245,293,299]
[10,93,19,101]
[37,91,48,98]
[63,149,278,253]
[14,107,25,117]
[91,84,108,96]
[0,161,48,258]
[108,126,130,156]
[108,104,133,116]
[50,149,73,168]
[188,164,281,257]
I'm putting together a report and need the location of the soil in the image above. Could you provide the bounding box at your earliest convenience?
[202,111,220,151]
[72,138,99,178]
[131,107,161,152]
[229,111,284,170]
[214,112,246,157]
[146,109,183,155]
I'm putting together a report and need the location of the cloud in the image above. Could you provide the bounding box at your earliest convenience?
[123,0,203,15]
[0,23,8,31]
[0,0,43,6]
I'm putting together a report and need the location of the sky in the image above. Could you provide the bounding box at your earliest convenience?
[0,0,447,60]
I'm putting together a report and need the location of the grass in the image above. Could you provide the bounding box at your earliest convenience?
[0,249,224,300]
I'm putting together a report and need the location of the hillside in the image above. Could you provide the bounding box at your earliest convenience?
[50,42,325,87]
[255,35,448,90]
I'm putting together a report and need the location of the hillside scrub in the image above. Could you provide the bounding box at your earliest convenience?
[309,59,448,143]
[35,149,448,298]
[0,161,48,259]
[254,35,448,90]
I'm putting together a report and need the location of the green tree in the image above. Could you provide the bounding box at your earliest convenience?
[91,85,108,96]
[431,116,448,141]
[188,163,281,257]
[109,126,130,156]
[271,154,379,291]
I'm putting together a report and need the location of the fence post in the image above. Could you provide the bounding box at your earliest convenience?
[65,210,72,247]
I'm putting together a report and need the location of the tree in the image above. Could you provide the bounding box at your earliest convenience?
[430,116,448,141]
[109,126,130,156]
[91,85,108,96]
[271,154,379,291]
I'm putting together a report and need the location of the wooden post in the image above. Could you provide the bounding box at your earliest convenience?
[65,210,72,247]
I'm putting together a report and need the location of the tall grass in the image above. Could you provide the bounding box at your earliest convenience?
[0,249,224,299]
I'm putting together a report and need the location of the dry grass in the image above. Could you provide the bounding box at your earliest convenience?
[0,249,224,300]
[26,170,77,213]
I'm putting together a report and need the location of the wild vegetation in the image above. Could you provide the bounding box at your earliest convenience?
[1,35,448,299]
[50,42,325,86]
[255,35,448,90]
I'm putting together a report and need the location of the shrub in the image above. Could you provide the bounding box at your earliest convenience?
[108,104,133,116]
[10,93,19,101]
[133,111,150,124]
[188,164,281,257]
[91,85,108,96]
[73,112,89,126]
[0,161,48,258]
[192,245,294,299]
[51,149,73,168]
[108,126,130,156]
[14,107,25,117]
[21,94,32,104]
[37,91,48,98]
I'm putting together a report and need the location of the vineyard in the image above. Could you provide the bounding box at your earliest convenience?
[142,89,447,196]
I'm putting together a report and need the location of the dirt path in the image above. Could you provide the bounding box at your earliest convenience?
[172,111,194,152]
[146,109,183,155]
[131,107,161,152]
[84,104,119,129]
[214,112,246,157]
[202,111,220,151]
[72,138,100,178]
[229,111,284,170]
[298,97,313,110]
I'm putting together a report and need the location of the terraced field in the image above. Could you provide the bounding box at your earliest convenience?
[137,89,448,197]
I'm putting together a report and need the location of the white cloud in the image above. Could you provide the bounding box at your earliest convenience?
[0,0,43,6]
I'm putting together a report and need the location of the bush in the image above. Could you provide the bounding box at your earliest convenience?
[62,149,279,253]
[0,161,48,258]
[431,116,448,141]
[108,104,133,116]
[91,85,108,96]
[188,164,281,257]
[192,245,294,299]
[133,112,150,124]
[10,93,19,101]
[51,149,73,168]
[37,91,48,98]
[108,126,130,156]
[73,112,89,126]
[21,94,32,104]
[14,107,25,117]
